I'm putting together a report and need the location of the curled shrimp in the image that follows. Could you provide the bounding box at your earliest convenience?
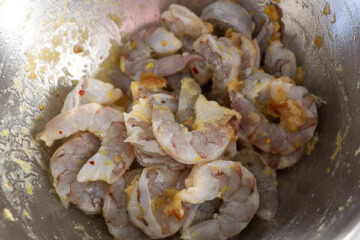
[192,34,241,105]
[127,167,191,239]
[161,4,211,40]
[152,95,240,164]
[124,99,185,170]
[124,74,185,170]
[50,132,108,215]
[234,149,278,220]
[225,30,261,79]
[121,26,191,80]
[161,4,213,87]
[37,103,135,184]
[102,169,150,240]
[229,76,318,155]
[201,0,253,38]
[165,160,259,240]
[62,78,123,112]
[176,77,202,129]
[264,40,297,79]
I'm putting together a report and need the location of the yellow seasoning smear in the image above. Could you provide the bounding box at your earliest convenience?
[314,36,324,48]
[323,3,331,16]
[3,208,15,222]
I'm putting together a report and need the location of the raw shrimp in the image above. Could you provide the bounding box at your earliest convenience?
[234,149,278,220]
[192,34,241,104]
[225,30,261,79]
[127,167,191,239]
[102,169,150,240]
[125,98,167,157]
[264,40,297,79]
[255,5,282,55]
[120,26,197,80]
[176,77,202,128]
[161,4,211,40]
[201,0,253,38]
[181,199,222,232]
[262,146,304,170]
[161,4,213,87]
[125,75,185,170]
[147,53,203,79]
[37,103,135,184]
[61,78,123,112]
[130,73,179,112]
[229,77,318,155]
[134,148,185,170]
[165,160,259,240]
[152,95,240,164]
[50,132,108,215]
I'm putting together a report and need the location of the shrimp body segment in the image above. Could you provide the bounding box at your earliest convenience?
[102,169,149,240]
[62,78,123,112]
[50,132,108,215]
[37,103,135,184]
[152,95,240,164]
[165,160,259,240]
[192,34,241,105]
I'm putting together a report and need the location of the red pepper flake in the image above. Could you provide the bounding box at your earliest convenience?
[59,131,63,134]
[89,161,95,165]
[78,90,85,96]
[56,94,60,97]
[192,67,199,74]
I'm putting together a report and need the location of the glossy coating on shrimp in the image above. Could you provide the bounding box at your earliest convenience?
[176,77,202,129]
[102,169,149,240]
[201,0,252,38]
[234,149,278,220]
[165,160,259,240]
[152,95,239,164]
[161,4,211,39]
[37,103,135,183]
[62,78,123,112]
[128,167,191,239]
[192,34,241,105]
[125,75,185,170]
[230,74,318,155]
[264,40,297,79]
[50,132,108,215]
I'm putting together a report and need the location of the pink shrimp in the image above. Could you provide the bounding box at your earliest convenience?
[165,160,259,240]
[50,132,108,215]
[234,149,278,220]
[152,95,240,164]
[37,103,135,184]
[229,76,318,155]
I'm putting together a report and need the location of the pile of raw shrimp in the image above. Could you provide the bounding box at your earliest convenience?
[37,2,321,240]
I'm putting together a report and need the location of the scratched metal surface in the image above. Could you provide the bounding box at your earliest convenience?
[0,0,359,239]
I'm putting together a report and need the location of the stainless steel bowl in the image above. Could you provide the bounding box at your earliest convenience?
[0,0,359,239]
